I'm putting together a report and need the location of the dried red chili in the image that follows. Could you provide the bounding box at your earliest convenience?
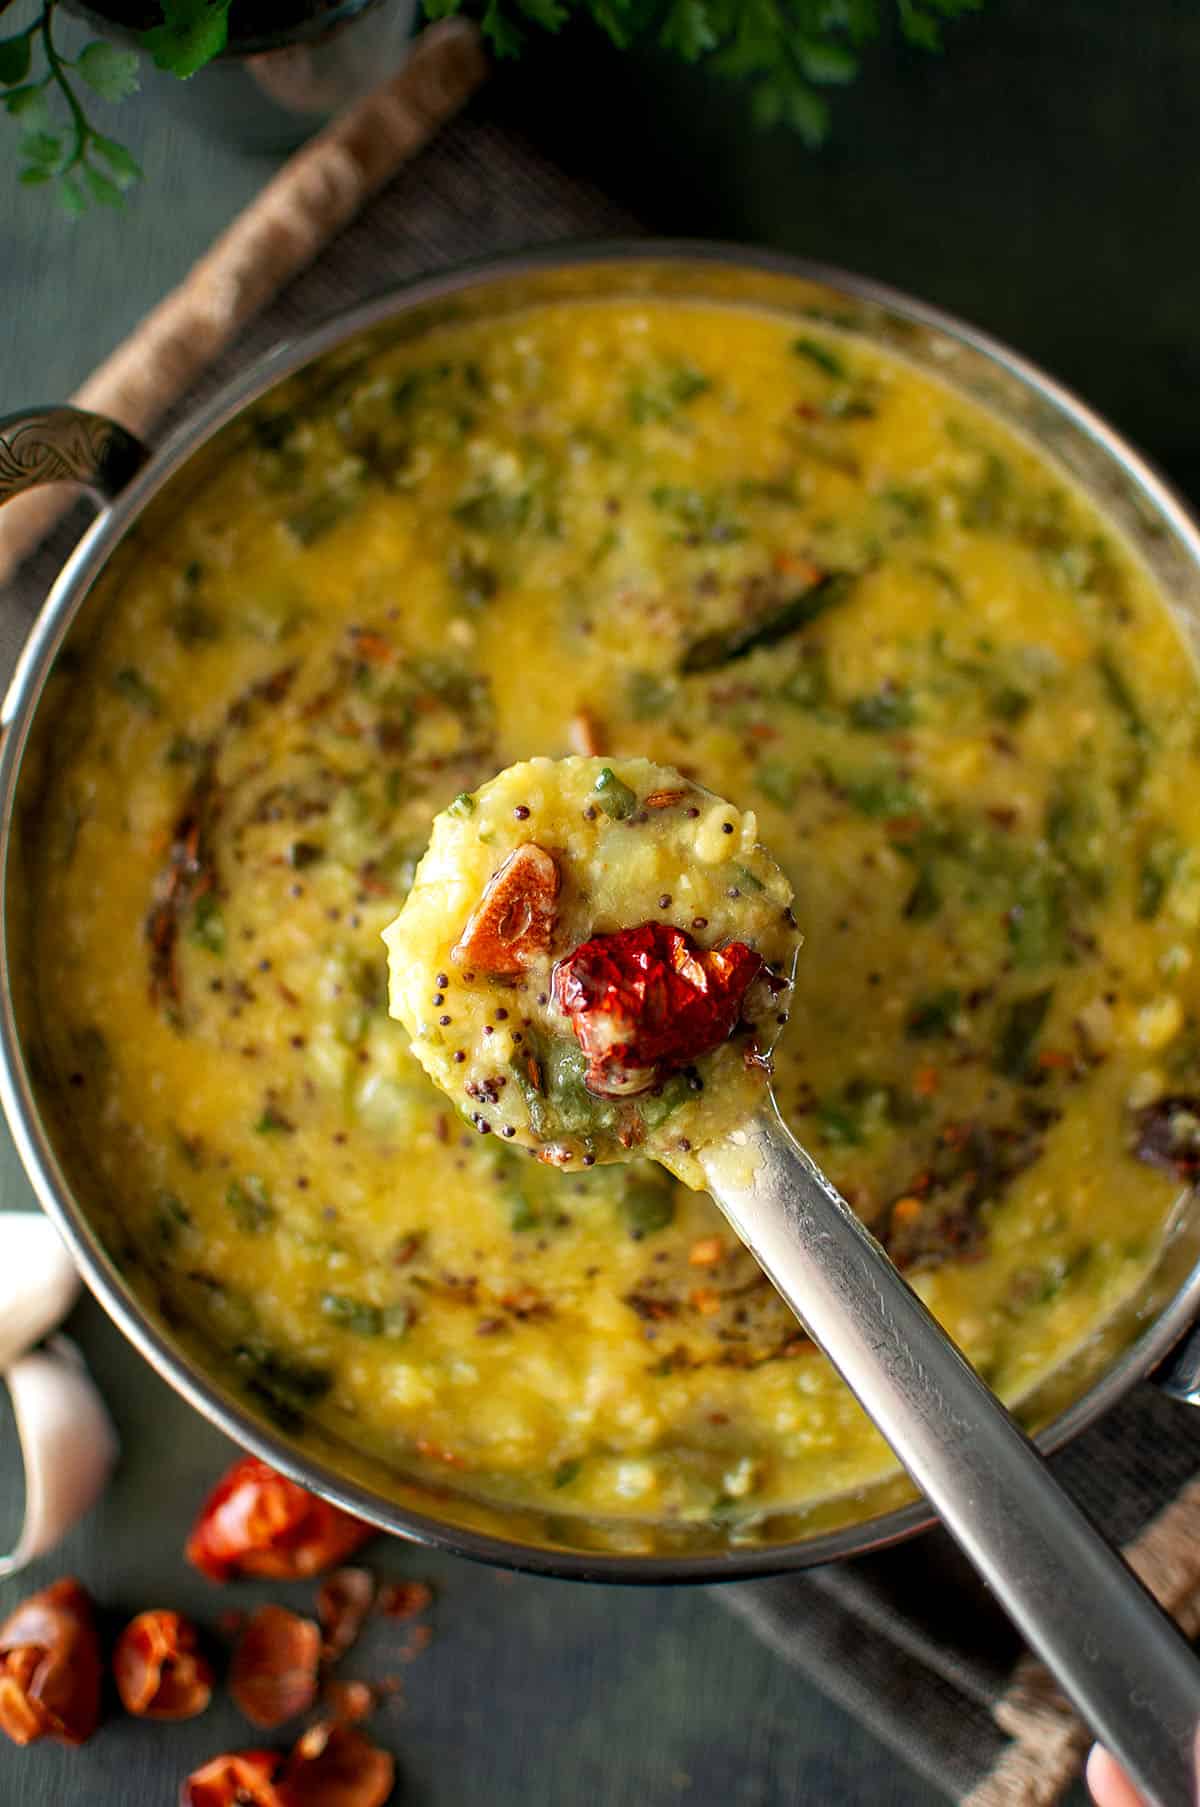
[230,1605,320,1730]
[553,921,763,1096]
[180,1749,285,1807]
[114,1609,214,1721]
[186,1457,373,1582]
[316,1568,375,1665]
[279,1724,395,1807]
[451,843,559,976]
[0,1577,102,1747]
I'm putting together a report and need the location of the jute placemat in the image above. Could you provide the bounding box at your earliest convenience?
[5,55,1200,1803]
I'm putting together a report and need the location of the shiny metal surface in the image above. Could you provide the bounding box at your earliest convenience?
[3,244,1200,1580]
[702,1110,1200,1806]
[0,406,148,507]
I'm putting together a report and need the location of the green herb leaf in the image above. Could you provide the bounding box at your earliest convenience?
[20,127,62,166]
[142,0,231,78]
[0,30,32,85]
[90,133,142,187]
[82,160,123,207]
[4,83,49,122]
[77,40,140,101]
[659,0,716,58]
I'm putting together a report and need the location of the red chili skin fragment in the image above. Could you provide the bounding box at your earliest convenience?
[553,922,763,1097]
[0,1578,102,1747]
[114,1609,215,1720]
[279,1724,395,1807]
[316,1568,375,1665]
[376,1580,433,1622]
[180,1749,285,1807]
[451,844,559,976]
[186,1457,373,1583]
[230,1606,321,1730]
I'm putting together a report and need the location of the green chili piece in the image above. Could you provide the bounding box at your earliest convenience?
[593,767,637,820]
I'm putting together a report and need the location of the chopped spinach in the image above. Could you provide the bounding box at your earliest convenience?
[848,686,916,732]
[112,666,161,714]
[1138,832,1184,920]
[227,1175,274,1234]
[905,989,962,1039]
[627,363,712,424]
[791,336,846,380]
[994,989,1054,1079]
[321,1292,408,1337]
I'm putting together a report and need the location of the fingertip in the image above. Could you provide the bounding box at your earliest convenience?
[1086,1744,1149,1807]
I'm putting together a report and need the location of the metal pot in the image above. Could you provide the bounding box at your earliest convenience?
[4,243,1200,1582]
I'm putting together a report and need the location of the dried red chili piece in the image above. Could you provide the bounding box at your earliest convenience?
[0,1577,102,1747]
[375,1580,433,1622]
[553,921,763,1097]
[321,1679,377,1725]
[316,1568,375,1665]
[451,844,559,976]
[115,1608,214,1720]
[180,1749,285,1807]
[230,1606,320,1730]
[186,1457,373,1582]
[279,1724,395,1807]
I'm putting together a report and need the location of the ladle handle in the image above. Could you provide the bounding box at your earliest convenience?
[701,1107,1200,1807]
[0,407,148,509]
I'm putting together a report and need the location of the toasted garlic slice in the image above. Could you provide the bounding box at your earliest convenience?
[0,1212,81,1372]
[0,1336,119,1580]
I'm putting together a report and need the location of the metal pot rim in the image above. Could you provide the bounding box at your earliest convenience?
[5,238,1200,1583]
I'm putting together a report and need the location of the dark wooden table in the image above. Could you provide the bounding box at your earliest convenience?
[2,3,1193,1799]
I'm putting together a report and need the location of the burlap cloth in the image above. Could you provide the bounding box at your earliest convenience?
[5,82,1200,1807]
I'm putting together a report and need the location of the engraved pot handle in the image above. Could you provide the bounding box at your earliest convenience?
[0,407,149,508]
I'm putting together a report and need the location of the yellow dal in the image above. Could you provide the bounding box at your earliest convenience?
[32,300,1200,1530]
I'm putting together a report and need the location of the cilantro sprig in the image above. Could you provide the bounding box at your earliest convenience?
[0,0,232,215]
[1,0,984,218]
[429,0,986,144]
[1,3,142,214]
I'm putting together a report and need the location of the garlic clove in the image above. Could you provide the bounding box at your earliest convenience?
[0,1212,81,1371]
[0,1335,119,1580]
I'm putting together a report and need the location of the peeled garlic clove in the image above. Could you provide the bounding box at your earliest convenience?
[0,1335,119,1580]
[0,1212,81,1371]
